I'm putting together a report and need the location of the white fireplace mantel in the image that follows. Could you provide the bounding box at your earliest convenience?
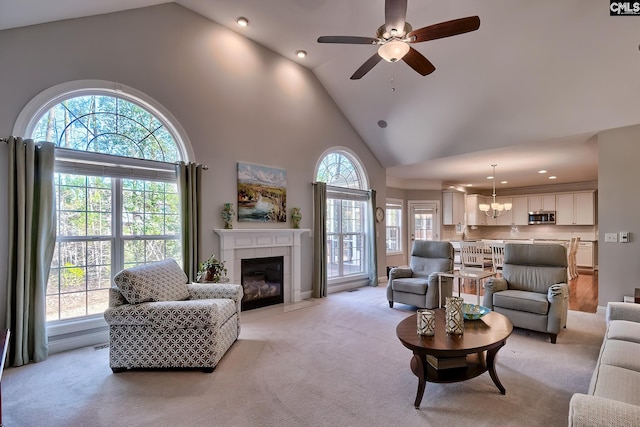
[214,229,310,303]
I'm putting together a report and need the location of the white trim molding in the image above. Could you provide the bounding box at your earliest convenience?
[214,229,310,303]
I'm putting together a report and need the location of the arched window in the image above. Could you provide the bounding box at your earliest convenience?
[316,150,369,281]
[18,83,188,323]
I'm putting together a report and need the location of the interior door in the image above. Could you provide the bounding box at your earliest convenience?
[408,201,440,245]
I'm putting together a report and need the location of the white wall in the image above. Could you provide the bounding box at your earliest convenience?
[598,126,640,306]
[0,4,386,329]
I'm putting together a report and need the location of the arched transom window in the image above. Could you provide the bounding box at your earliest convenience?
[316,151,364,189]
[31,95,180,161]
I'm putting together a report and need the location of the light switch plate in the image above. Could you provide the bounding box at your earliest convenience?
[620,232,630,243]
[605,233,618,243]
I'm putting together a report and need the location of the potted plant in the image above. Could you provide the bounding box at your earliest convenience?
[196,254,228,283]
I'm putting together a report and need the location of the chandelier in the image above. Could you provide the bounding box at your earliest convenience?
[478,164,512,218]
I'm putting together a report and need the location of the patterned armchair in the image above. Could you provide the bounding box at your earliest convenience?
[103,259,243,373]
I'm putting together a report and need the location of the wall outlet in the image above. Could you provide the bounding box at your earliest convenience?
[605,233,618,243]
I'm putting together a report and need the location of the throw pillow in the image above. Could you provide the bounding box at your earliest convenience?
[114,259,190,304]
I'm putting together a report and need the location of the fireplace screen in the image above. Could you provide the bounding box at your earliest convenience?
[241,256,284,310]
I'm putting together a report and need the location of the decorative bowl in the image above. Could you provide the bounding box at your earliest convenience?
[462,303,490,320]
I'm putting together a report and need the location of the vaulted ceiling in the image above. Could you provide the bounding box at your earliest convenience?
[2,0,637,190]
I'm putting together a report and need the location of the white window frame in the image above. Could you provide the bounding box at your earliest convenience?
[385,198,403,255]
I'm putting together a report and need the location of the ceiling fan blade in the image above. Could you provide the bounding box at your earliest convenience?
[317,36,378,44]
[385,0,408,34]
[350,53,383,80]
[402,47,436,76]
[408,16,480,43]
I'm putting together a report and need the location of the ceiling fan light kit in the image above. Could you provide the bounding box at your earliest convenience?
[317,0,480,79]
[378,40,410,62]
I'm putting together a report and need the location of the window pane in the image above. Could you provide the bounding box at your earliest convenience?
[326,234,340,278]
[59,292,87,319]
[87,290,109,316]
[124,240,146,267]
[385,205,402,253]
[343,233,364,275]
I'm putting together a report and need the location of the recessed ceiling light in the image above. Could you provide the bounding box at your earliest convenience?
[466,184,473,187]
[236,17,249,27]
[296,50,307,58]
[487,175,494,179]
[501,180,508,184]
[538,170,547,174]
[549,176,557,180]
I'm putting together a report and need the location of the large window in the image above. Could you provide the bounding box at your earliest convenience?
[29,90,184,322]
[316,151,369,281]
[385,199,403,254]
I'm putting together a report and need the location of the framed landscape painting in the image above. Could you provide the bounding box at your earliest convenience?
[237,162,287,222]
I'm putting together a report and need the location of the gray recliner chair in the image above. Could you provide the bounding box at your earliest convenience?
[387,240,454,309]
[483,243,569,343]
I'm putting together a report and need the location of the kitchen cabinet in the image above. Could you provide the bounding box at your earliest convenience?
[442,190,465,225]
[556,191,595,225]
[528,194,556,212]
[576,241,595,268]
[511,196,529,225]
[494,196,513,226]
[466,194,490,226]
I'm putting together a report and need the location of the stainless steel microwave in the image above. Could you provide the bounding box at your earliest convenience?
[528,211,556,225]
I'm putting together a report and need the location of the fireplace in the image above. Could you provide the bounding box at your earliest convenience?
[241,256,284,310]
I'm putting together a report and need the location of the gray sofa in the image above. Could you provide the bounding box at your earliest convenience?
[568,302,640,426]
[387,240,454,309]
[104,259,243,372]
[483,243,569,343]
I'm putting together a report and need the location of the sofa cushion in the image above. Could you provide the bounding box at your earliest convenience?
[104,298,236,329]
[607,320,640,344]
[392,277,429,295]
[600,338,640,372]
[590,364,640,406]
[114,259,189,304]
[492,289,549,315]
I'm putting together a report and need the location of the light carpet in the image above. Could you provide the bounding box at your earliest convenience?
[3,285,606,427]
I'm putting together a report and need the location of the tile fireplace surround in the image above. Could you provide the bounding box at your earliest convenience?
[214,229,310,304]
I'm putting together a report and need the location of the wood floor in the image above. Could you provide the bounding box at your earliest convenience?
[458,268,598,313]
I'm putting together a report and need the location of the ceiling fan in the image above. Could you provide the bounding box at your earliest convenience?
[317,0,480,79]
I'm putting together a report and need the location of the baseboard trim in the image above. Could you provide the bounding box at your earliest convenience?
[48,330,109,354]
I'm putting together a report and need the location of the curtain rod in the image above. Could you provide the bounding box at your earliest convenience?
[2,137,208,169]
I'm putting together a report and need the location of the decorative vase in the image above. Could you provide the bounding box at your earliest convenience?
[291,207,302,229]
[222,203,235,229]
[417,309,435,336]
[445,296,465,334]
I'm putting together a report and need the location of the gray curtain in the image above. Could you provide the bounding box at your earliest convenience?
[176,162,203,282]
[367,189,379,287]
[5,137,56,366]
[312,182,327,298]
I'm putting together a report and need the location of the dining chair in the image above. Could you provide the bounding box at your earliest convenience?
[490,242,506,274]
[567,237,580,280]
[460,241,493,271]
[459,242,492,294]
